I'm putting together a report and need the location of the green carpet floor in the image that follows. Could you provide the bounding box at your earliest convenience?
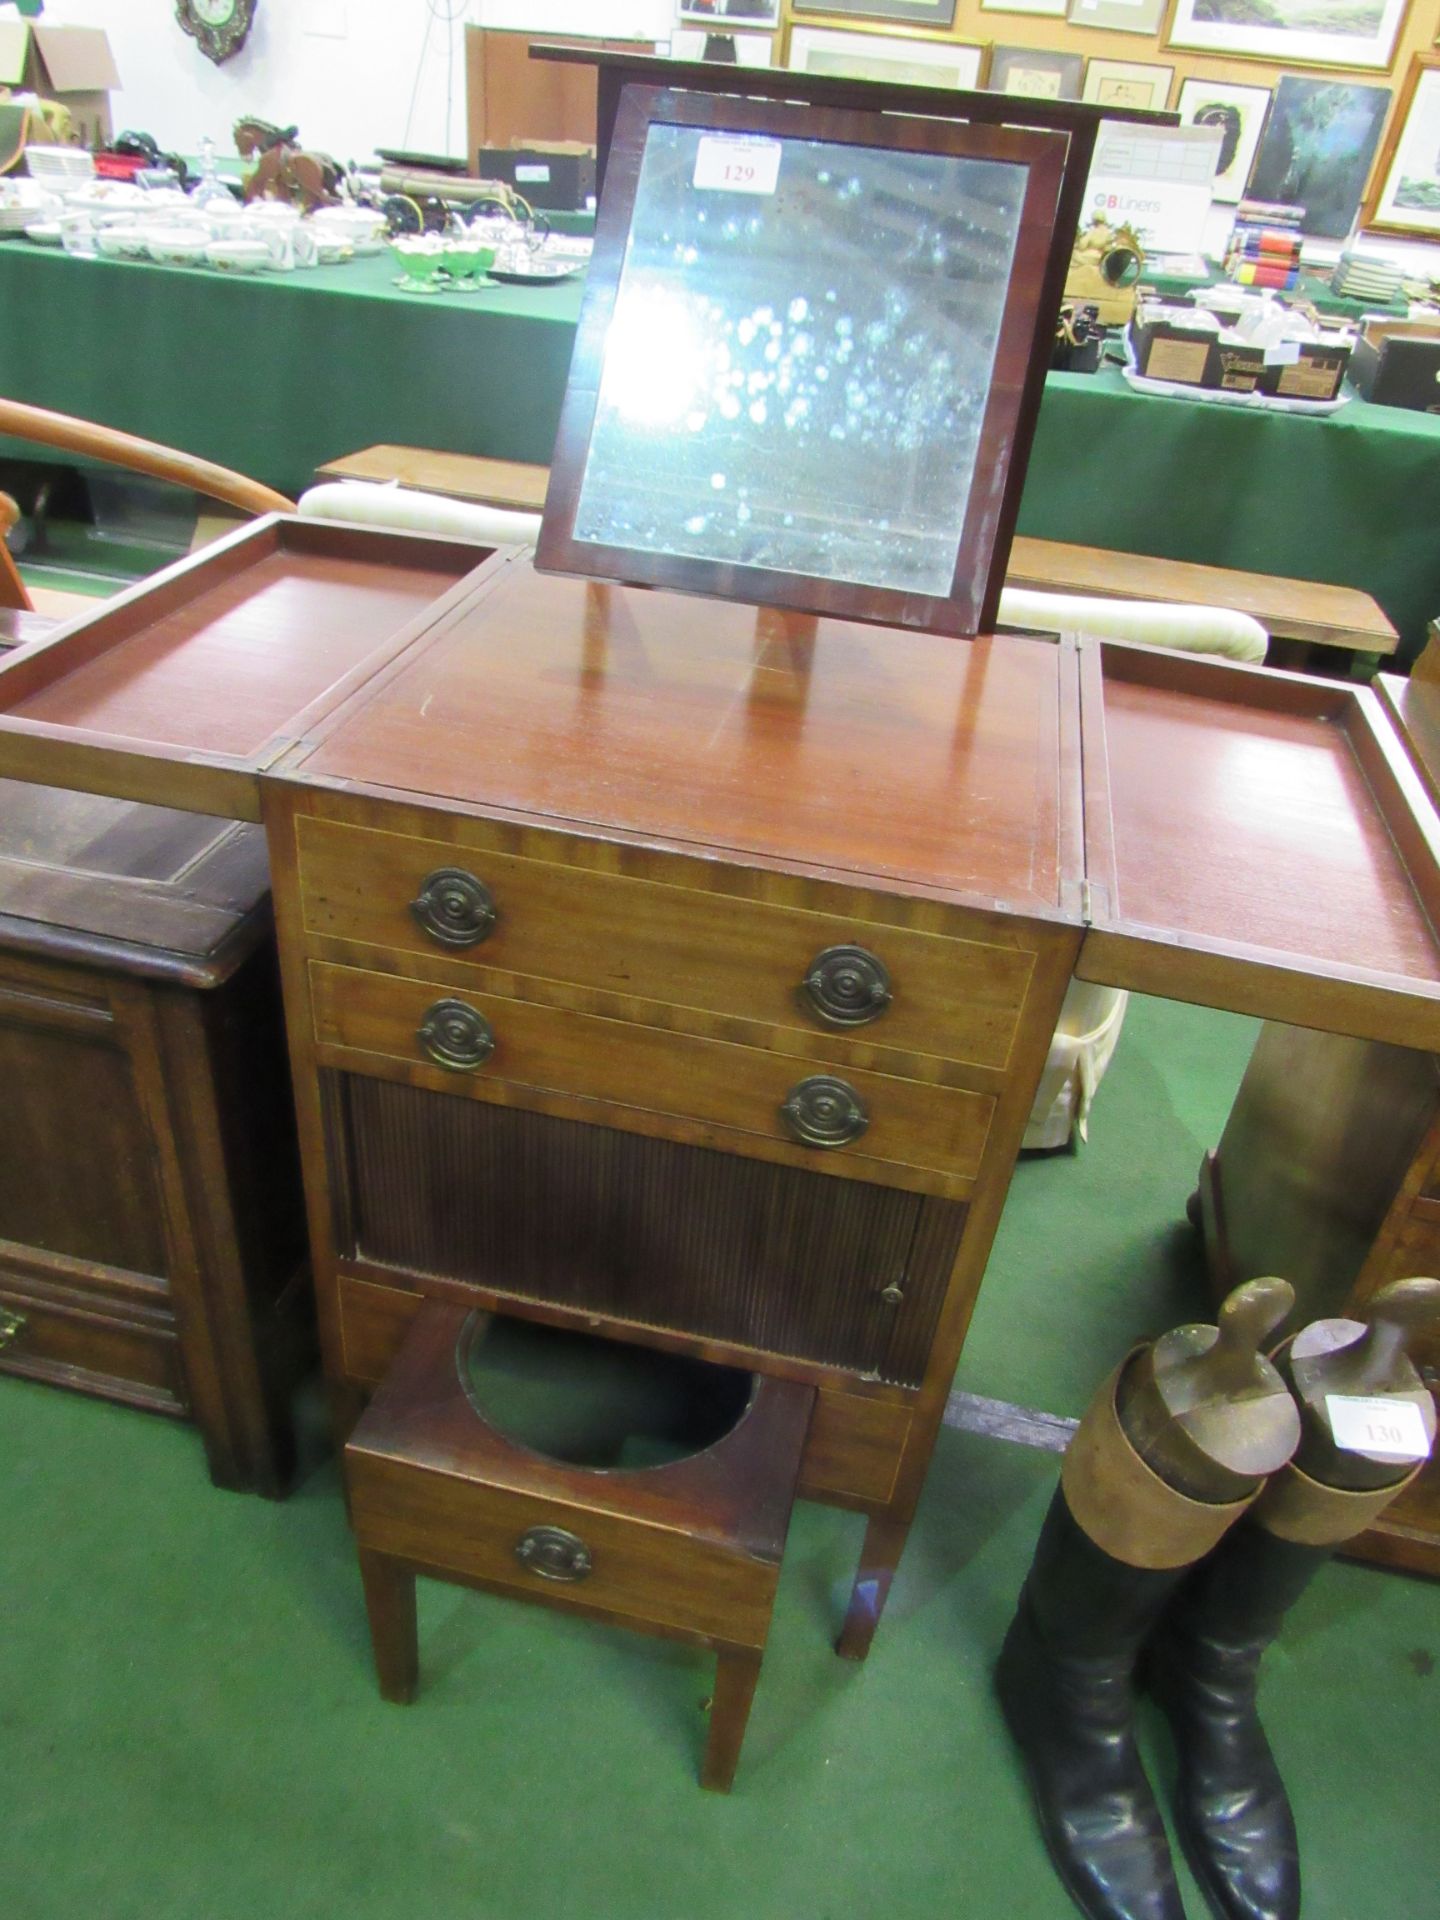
[3,996,1435,1920]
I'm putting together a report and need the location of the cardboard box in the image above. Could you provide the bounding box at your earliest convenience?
[1129,304,1266,394]
[1131,297,1350,401]
[1253,337,1352,404]
[1349,320,1440,413]
[1129,303,1219,387]
[0,22,120,147]
[478,142,596,212]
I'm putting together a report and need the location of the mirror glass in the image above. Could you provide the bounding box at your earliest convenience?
[572,123,1029,596]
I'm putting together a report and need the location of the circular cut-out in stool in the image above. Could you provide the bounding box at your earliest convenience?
[458,1312,754,1471]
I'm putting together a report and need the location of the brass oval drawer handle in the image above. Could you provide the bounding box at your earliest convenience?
[879,1285,905,1308]
[417,999,495,1072]
[801,945,892,1028]
[0,1308,27,1351]
[515,1525,593,1583]
[780,1075,869,1149]
[409,867,498,948]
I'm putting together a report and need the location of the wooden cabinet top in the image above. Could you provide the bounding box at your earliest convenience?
[0,518,1437,1047]
[294,560,1081,921]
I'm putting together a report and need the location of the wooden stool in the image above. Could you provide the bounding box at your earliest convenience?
[344,1304,814,1791]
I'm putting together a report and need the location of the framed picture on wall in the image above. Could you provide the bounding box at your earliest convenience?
[1081,59,1173,111]
[789,0,958,24]
[1167,0,1409,73]
[786,27,986,89]
[1174,76,1271,204]
[988,45,1084,99]
[669,29,775,64]
[1067,0,1168,35]
[677,1,780,25]
[980,0,1066,17]
[1247,75,1391,238]
[1362,53,1440,237]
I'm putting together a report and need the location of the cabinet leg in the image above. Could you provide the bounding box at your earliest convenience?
[359,1549,419,1704]
[700,1648,762,1793]
[835,1512,912,1662]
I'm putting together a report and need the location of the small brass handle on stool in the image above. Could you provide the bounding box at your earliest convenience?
[0,1308,28,1351]
[515,1525,593,1582]
[409,867,498,948]
[800,945,892,1028]
[416,999,495,1072]
[780,1075,869,1149]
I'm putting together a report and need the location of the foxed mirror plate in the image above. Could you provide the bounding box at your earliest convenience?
[538,86,1067,634]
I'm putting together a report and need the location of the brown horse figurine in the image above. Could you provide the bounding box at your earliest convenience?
[235,116,343,211]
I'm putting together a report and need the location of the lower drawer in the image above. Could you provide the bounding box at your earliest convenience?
[310,960,993,1193]
[0,1254,185,1416]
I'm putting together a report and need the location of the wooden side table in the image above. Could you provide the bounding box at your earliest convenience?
[0,767,312,1495]
[345,1303,814,1790]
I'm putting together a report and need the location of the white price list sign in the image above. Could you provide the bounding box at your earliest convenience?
[693,136,782,197]
[1326,1394,1431,1463]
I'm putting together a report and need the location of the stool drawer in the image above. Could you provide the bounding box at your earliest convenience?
[295,814,1032,1071]
[346,1306,815,1648]
[311,961,993,1185]
[352,1452,779,1644]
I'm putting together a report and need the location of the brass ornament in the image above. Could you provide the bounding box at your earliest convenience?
[1064,216,1146,328]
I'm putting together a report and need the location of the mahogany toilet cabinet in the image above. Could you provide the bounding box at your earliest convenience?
[0,517,1436,1695]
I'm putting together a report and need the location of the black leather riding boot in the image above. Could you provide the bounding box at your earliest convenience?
[997,1353,1261,1920]
[997,1488,1191,1920]
[1148,1454,1423,1920]
[1146,1520,1321,1920]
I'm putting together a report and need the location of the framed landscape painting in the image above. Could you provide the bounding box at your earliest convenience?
[1362,54,1440,236]
[1246,75,1391,237]
[786,27,986,88]
[1167,0,1410,72]
[1174,76,1271,202]
[789,0,958,22]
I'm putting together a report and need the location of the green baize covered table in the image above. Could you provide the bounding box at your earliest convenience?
[1,240,1437,659]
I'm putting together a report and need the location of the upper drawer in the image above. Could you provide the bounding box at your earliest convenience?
[295,815,1033,1072]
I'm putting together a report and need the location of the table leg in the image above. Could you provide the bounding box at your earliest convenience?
[701,1648,762,1793]
[835,1511,913,1662]
[359,1549,419,1704]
